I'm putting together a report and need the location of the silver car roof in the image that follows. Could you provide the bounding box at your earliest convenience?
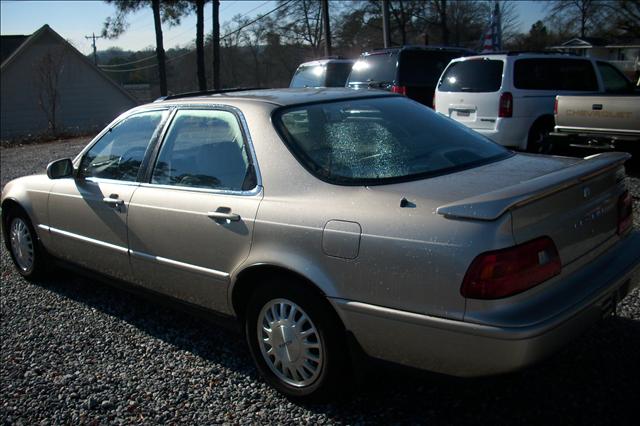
[156,88,397,107]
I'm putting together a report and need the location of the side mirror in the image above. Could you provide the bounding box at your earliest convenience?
[46,158,74,179]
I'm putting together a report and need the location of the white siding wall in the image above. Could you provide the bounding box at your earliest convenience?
[1,32,137,139]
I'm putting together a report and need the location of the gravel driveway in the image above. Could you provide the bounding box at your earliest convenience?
[1,139,639,424]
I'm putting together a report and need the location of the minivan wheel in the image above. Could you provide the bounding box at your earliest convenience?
[7,212,46,280]
[526,120,554,154]
[244,279,349,401]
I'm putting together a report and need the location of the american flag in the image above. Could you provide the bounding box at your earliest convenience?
[481,2,502,52]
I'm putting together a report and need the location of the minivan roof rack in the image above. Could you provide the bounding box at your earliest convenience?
[478,50,578,56]
[155,87,264,102]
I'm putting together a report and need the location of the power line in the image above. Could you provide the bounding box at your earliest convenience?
[100,0,292,73]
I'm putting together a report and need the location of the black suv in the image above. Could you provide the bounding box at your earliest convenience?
[346,46,474,107]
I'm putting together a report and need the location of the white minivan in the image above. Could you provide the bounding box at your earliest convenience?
[434,53,630,152]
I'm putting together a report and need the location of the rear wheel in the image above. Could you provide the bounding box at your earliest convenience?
[6,211,46,280]
[526,119,555,154]
[244,278,350,401]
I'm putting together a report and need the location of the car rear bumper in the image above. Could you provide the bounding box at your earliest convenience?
[472,117,531,150]
[330,230,640,377]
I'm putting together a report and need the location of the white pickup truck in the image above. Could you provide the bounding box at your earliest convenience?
[552,94,640,149]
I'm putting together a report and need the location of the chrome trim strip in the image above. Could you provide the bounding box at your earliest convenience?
[138,182,263,197]
[85,177,141,186]
[48,226,129,254]
[130,250,230,279]
[37,224,50,231]
[554,126,639,136]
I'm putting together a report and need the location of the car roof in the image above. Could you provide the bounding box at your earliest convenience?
[449,52,583,62]
[154,88,397,107]
[297,58,355,67]
[362,45,475,56]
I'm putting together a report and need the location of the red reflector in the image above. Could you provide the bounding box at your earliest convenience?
[461,237,561,299]
[553,97,558,116]
[618,190,633,235]
[498,91,513,118]
[391,85,407,95]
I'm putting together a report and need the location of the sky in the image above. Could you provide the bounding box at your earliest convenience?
[0,0,548,55]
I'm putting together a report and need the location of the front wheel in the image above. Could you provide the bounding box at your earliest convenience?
[244,279,350,401]
[7,212,46,280]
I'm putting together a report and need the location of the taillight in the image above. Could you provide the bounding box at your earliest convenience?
[498,91,513,118]
[618,190,633,235]
[461,237,561,299]
[432,93,436,109]
[553,97,558,116]
[391,85,407,95]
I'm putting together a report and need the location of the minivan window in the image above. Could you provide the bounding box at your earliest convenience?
[514,59,598,91]
[597,61,633,93]
[347,52,397,85]
[399,50,464,86]
[438,59,503,92]
[152,110,252,191]
[80,110,166,181]
[275,97,509,185]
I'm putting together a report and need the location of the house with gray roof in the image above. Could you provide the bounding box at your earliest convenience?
[1,25,137,139]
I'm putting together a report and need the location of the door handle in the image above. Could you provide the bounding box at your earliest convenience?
[207,210,241,222]
[103,195,124,210]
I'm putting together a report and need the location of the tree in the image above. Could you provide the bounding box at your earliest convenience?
[275,0,323,54]
[102,0,189,96]
[604,0,640,38]
[35,47,66,135]
[545,0,607,38]
[195,0,206,90]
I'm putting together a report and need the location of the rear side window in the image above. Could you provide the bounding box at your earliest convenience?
[398,50,464,86]
[597,61,633,93]
[152,110,253,191]
[438,59,503,92]
[80,110,166,181]
[347,52,398,85]
[514,59,598,91]
[290,65,325,88]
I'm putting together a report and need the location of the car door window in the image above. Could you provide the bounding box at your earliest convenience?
[597,61,633,93]
[80,111,166,181]
[151,109,253,191]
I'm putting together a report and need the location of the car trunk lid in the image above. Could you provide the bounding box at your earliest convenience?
[436,152,629,265]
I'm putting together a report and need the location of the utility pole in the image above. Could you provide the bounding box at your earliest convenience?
[321,0,332,57]
[382,0,391,48]
[212,0,220,89]
[85,32,104,65]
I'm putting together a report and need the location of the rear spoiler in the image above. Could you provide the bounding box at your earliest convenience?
[436,152,630,221]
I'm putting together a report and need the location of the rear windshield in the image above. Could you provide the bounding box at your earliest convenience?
[290,65,325,88]
[438,59,503,92]
[398,50,465,86]
[274,97,510,185]
[514,59,598,91]
[347,53,398,85]
[325,62,354,87]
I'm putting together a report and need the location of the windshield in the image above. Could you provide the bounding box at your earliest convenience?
[290,65,325,88]
[274,96,510,185]
[347,52,397,85]
[439,59,504,92]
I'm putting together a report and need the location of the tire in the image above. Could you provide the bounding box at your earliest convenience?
[526,119,555,154]
[244,278,350,401]
[6,210,47,280]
